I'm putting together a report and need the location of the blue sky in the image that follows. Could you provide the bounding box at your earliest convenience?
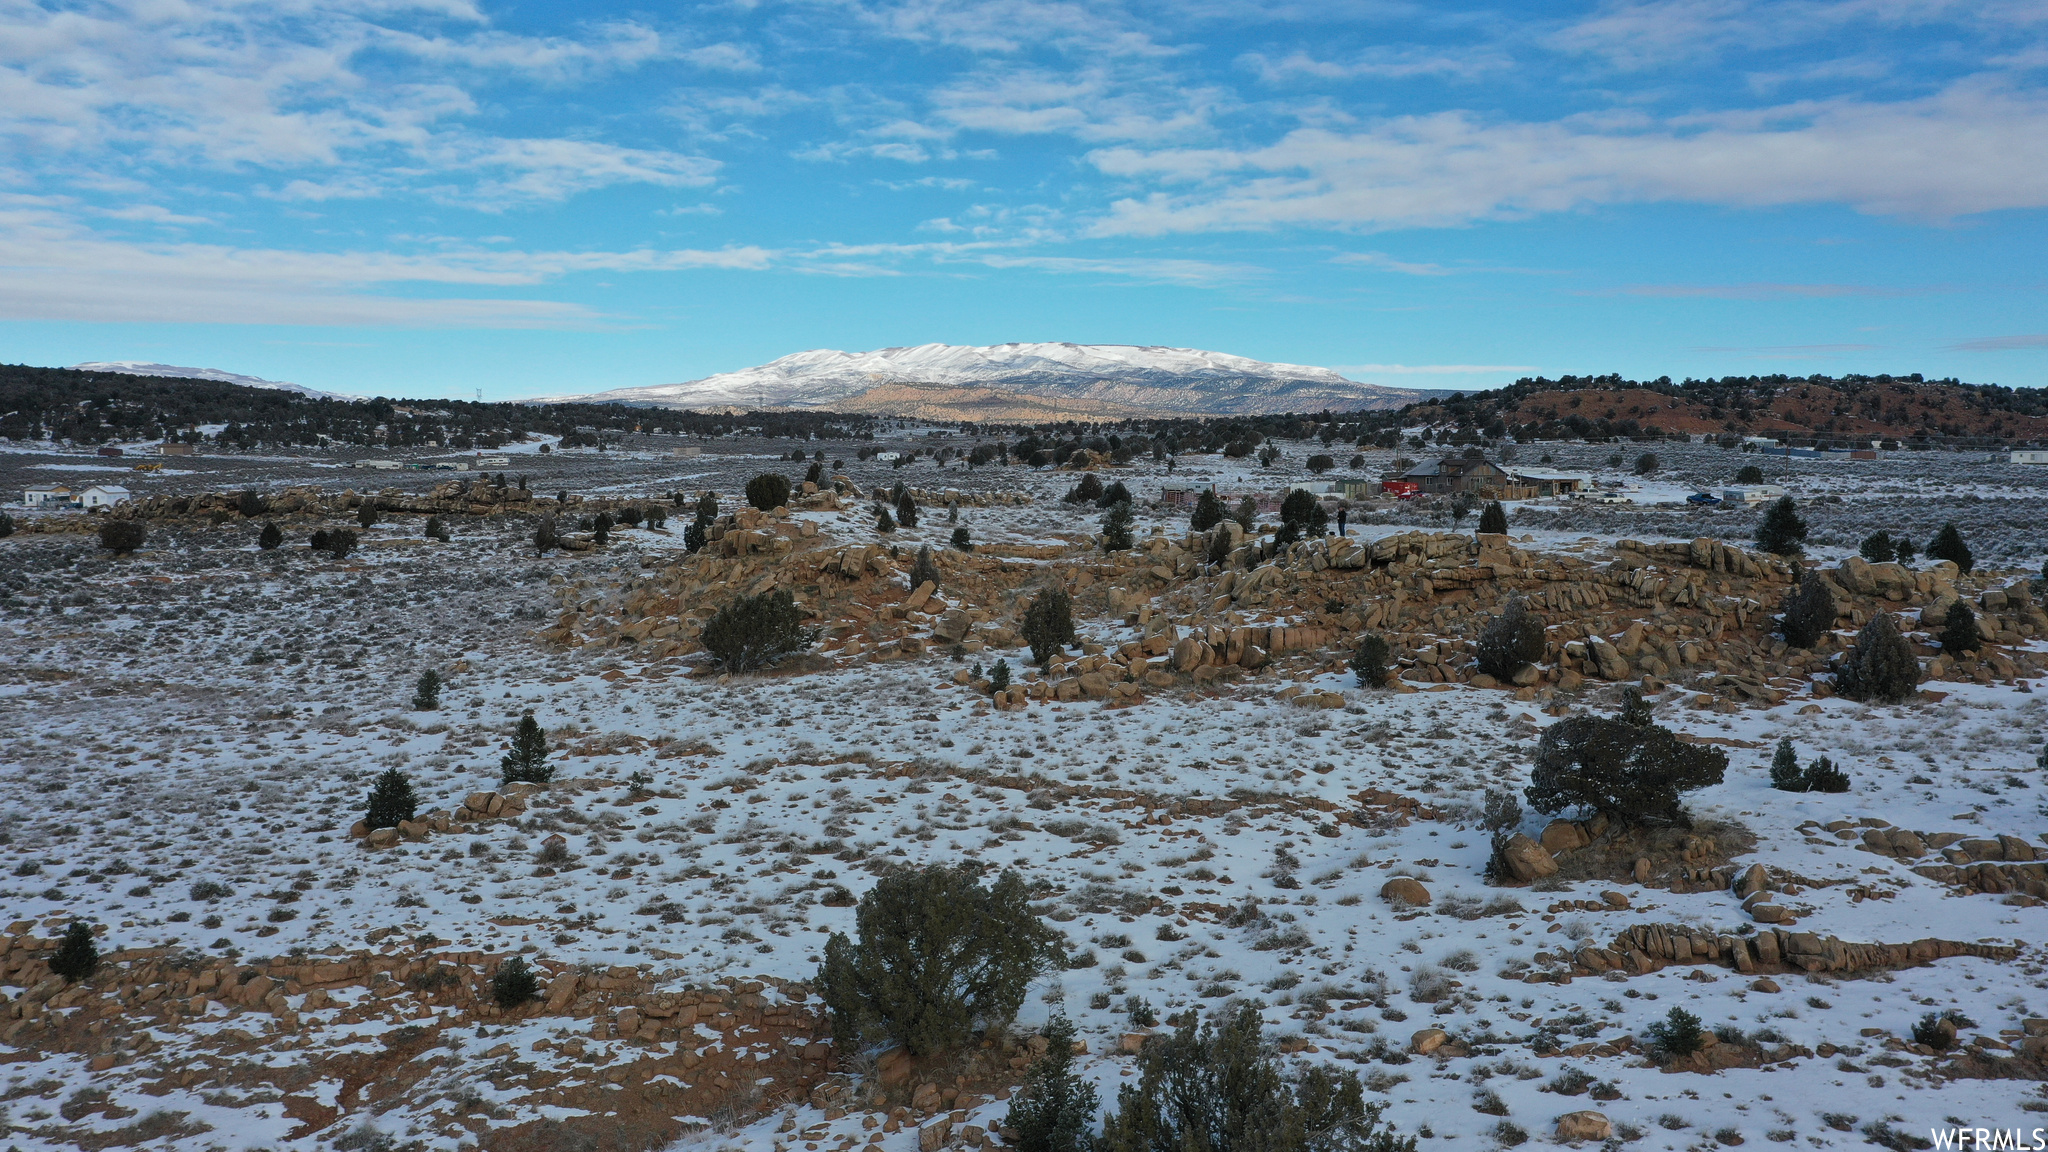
[2,0,2046,400]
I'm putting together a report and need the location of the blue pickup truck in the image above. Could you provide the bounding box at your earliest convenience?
[1686,492,1723,506]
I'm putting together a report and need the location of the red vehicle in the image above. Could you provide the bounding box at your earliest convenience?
[1381,480,1420,500]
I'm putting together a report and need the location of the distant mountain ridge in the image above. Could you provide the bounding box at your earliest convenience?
[71,361,348,400]
[533,343,1420,417]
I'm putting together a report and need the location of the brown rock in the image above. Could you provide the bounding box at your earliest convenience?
[1380,878,1431,906]
[1539,820,1590,854]
[1555,1111,1612,1142]
[1409,1027,1447,1055]
[1500,834,1559,882]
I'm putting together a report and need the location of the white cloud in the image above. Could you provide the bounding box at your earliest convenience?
[0,199,773,327]
[1331,251,1452,275]
[1240,47,1511,83]
[1087,80,2048,234]
[1336,363,1541,374]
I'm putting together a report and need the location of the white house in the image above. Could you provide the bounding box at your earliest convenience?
[2012,449,2048,465]
[79,484,132,509]
[24,484,75,508]
[1722,484,1788,504]
[353,459,402,470]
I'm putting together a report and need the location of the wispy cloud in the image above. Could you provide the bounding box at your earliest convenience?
[1331,251,1453,275]
[1948,333,2048,351]
[1617,283,1905,299]
[1336,363,1541,375]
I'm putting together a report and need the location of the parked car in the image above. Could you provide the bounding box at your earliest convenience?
[1590,492,1630,504]
[1686,492,1722,506]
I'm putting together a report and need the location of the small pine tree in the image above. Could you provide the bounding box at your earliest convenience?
[895,488,920,529]
[357,501,379,530]
[1834,612,1920,704]
[1894,534,1917,564]
[1004,1014,1099,1152]
[909,545,940,592]
[491,956,541,1008]
[535,517,558,555]
[325,527,357,559]
[412,669,442,711]
[1022,587,1076,665]
[592,511,612,546]
[1101,500,1134,552]
[701,589,815,672]
[989,659,1011,693]
[1099,480,1132,509]
[0,511,13,538]
[1926,522,1973,573]
[258,521,283,550]
[501,716,553,784]
[1279,489,1317,535]
[746,473,792,511]
[1351,634,1391,688]
[98,520,145,555]
[1770,738,1804,792]
[1781,572,1836,648]
[1476,597,1546,679]
[1477,500,1508,535]
[1190,489,1225,531]
[950,526,973,552]
[1755,496,1806,556]
[50,922,99,983]
[1735,464,1764,485]
[237,490,265,517]
[365,768,419,830]
[425,515,448,542]
[1943,599,1983,653]
[805,461,824,486]
[1646,1006,1705,1060]
[876,507,897,534]
[1232,497,1257,532]
[1803,756,1850,793]
[1859,530,1896,563]
[1616,686,1653,726]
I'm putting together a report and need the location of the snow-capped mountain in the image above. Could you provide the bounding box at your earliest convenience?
[535,343,1419,416]
[72,361,348,400]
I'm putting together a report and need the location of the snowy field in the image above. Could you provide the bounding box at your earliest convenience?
[4,432,2048,1152]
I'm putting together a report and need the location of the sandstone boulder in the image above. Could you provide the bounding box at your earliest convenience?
[1409,1028,1447,1055]
[1499,834,1558,882]
[1539,820,1590,854]
[932,610,971,644]
[1555,1111,1612,1142]
[1380,878,1431,906]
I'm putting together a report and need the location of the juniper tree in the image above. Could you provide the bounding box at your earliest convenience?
[1232,497,1257,532]
[1477,500,1508,535]
[817,865,1061,1057]
[501,716,553,784]
[365,768,419,830]
[424,515,448,542]
[0,512,12,538]
[1781,573,1836,648]
[1351,634,1391,688]
[989,659,1011,693]
[491,956,541,1008]
[1834,612,1920,703]
[909,544,940,592]
[411,669,442,711]
[356,501,379,530]
[746,473,792,511]
[50,922,99,983]
[535,517,558,556]
[700,589,815,672]
[1927,522,1974,573]
[1096,1004,1414,1152]
[1634,452,1660,475]
[1101,500,1135,552]
[324,527,357,559]
[1803,756,1850,793]
[1004,1014,1099,1152]
[1190,489,1225,532]
[258,521,283,550]
[1859,530,1896,563]
[1022,587,1076,665]
[1527,703,1727,828]
[876,507,897,534]
[895,489,920,529]
[1770,738,1804,791]
[237,490,266,518]
[98,520,145,555]
[1279,489,1317,536]
[1735,464,1764,485]
[1476,597,1545,680]
[950,526,973,552]
[1755,496,1806,556]
[1943,599,1983,653]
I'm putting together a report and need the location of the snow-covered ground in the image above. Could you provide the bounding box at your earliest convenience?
[4,433,2048,1152]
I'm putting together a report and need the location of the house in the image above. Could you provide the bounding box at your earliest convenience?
[2012,450,2048,465]
[1507,469,1586,497]
[353,459,402,470]
[1158,485,1200,507]
[1722,484,1788,504]
[1335,478,1380,500]
[24,484,75,508]
[1402,457,1534,499]
[79,484,132,509]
